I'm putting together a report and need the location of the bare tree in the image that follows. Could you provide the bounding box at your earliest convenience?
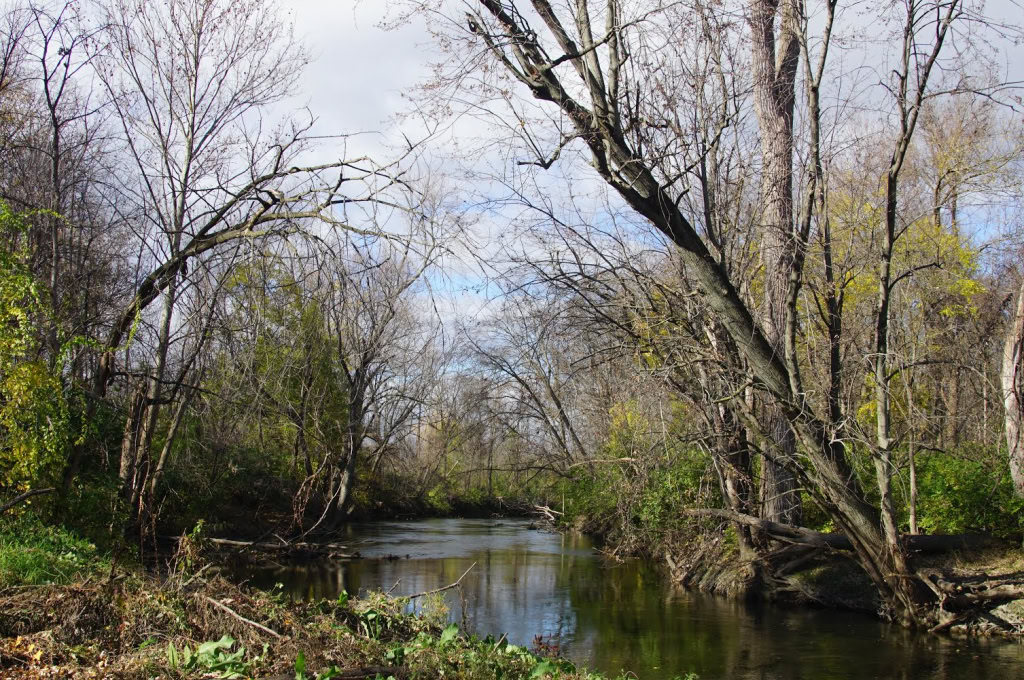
[62,0,419,496]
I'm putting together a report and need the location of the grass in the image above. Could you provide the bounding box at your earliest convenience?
[0,512,111,587]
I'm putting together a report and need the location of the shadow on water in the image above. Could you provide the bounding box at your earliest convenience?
[231,518,1024,680]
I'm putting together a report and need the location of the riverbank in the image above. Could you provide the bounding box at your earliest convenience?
[0,553,626,679]
[654,528,1024,637]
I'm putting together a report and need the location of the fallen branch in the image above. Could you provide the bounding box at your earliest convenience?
[404,562,476,600]
[566,458,636,469]
[201,594,283,639]
[929,608,982,634]
[206,537,355,558]
[533,505,562,522]
[685,509,849,549]
[0,488,55,516]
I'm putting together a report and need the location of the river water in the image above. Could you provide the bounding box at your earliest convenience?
[235,518,1023,679]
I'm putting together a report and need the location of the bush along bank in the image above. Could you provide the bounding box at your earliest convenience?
[0,534,653,680]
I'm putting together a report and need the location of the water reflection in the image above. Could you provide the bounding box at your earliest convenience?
[234,519,1024,680]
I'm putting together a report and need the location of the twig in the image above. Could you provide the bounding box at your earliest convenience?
[566,458,636,469]
[179,564,213,590]
[0,488,56,516]
[405,562,477,600]
[201,595,283,639]
[386,578,402,595]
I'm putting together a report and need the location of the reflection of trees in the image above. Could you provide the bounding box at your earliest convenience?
[233,521,1024,680]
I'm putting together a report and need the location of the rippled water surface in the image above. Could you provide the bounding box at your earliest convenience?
[235,518,1024,679]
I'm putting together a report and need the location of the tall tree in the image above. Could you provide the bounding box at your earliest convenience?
[748,0,804,526]
[397,0,1023,624]
[1004,274,1024,496]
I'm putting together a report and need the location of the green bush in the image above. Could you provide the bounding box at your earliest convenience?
[913,452,1024,537]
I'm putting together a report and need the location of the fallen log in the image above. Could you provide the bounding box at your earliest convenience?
[205,537,356,558]
[685,509,850,549]
[685,509,1003,554]
[533,505,562,523]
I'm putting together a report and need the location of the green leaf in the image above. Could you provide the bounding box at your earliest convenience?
[166,642,179,668]
[196,634,235,656]
[439,623,459,644]
[530,659,556,678]
[294,650,307,680]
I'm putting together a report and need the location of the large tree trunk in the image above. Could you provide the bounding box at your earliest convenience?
[1003,276,1024,496]
[748,0,804,525]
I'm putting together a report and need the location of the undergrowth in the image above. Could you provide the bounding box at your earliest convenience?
[0,511,111,587]
[0,537,682,679]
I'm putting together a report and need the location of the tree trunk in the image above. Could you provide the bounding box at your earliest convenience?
[1003,276,1024,496]
[122,281,178,520]
[118,388,146,498]
[748,0,804,526]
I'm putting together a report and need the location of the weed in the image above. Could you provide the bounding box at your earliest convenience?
[166,634,265,678]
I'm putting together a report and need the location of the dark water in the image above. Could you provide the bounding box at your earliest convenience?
[235,518,1024,679]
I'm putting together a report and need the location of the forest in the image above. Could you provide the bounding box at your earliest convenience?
[1,0,1024,678]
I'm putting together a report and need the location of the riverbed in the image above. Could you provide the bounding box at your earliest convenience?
[233,518,1024,679]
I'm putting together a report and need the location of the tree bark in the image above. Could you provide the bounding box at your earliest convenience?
[747,0,804,525]
[1003,275,1024,496]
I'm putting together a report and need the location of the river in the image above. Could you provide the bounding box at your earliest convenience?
[234,518,1024,679]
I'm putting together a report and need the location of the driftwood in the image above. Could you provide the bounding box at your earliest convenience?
[918,568,1024,632]
[404,562,476,600]
[686,508,1003,553]
[201,594,283,639]
[0,488,55,516]
[533,505,562,523]
[206,537,356,558]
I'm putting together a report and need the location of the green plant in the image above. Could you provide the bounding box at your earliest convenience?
[913,451,1024,537]
[294,650,308,680]
[358,607,385,639]
[166,635,263,679]
[0,512,109,586]
[0,204,72,490]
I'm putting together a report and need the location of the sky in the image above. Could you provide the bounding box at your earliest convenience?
[272,0,1024,324]
[278,0,1024,146]
[277,1,436,160]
